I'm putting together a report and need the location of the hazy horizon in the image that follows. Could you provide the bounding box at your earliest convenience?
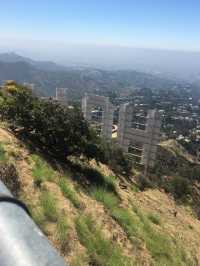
[1,39,200,81]
[1,1,200,80]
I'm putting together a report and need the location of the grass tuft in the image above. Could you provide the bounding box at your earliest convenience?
[40,191,58,222]
[59,178,82,209]
[148,213,161,225]
[103,175,117,188]
[56,215,69,253]
[75,215,133,266]
[91,187,119,210]
[31,154,55,186]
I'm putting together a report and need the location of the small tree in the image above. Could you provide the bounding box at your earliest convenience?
[165,176,191,200]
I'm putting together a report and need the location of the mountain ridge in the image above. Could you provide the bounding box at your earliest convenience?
[0,52,67,72]
[0,53,178,98]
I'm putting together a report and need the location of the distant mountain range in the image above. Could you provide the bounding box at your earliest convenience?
[0,52,67,72]
[0,53,181,99]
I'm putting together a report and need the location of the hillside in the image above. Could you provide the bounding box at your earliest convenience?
[1,127,200,265]
[0,52,67,72]
[0,53,177,98]
[1,81,200,265]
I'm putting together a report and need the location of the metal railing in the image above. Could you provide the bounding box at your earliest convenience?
[0,180,68,266]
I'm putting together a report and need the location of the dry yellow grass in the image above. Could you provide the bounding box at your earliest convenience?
[1,127,200,265]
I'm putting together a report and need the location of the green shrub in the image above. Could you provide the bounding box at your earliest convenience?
[137,175,154,191]
[59,178,82,209]
[104,175,116,188]
[40,191,58,222]
[91,187,119,210]
[98,140,132,174]
[164,176,191,200]
[31,154,55,186]
[131,184,139,192]
[75,215,133,266]
[2,84,93,160]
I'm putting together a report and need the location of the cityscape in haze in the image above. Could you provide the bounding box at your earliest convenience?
[1,1,200,266]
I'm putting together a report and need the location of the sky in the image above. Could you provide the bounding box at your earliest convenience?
[1,0,200,79]
[1,0,200,51]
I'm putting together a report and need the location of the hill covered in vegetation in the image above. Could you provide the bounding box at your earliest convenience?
[1,81,200,265]
[0,53,177,99]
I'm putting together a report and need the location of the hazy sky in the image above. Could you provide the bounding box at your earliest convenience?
[1,0,200,51]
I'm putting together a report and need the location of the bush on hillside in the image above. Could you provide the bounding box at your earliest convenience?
[1,83,94,160]
[137,175,154,191]
[163,176,191,200]
[97,140,132,174]
[0,82,132,175]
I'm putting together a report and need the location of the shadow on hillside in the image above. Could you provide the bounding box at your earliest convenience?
[15,132,116,193]
[66,159,116,192]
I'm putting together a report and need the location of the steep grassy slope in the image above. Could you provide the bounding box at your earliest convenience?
[150,140,200,210]
[1,126,200,265]
[160,139,196,163]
